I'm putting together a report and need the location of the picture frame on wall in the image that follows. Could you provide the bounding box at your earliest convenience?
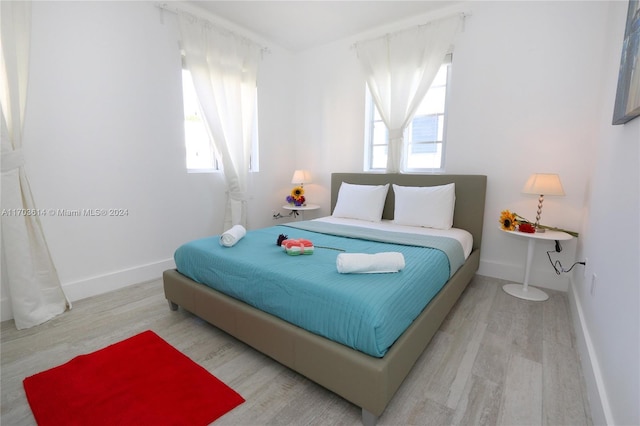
[613,0,640,125]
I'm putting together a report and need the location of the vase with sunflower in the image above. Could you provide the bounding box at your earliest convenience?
[286,186,306,207]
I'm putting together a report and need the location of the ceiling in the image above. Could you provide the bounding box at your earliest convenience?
[187,1,460,52]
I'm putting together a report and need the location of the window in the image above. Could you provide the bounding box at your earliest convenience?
[364,55,451,172]
[182,69,218,171]
[181,68,259,172]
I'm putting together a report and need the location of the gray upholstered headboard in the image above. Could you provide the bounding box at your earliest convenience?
[331,173,487,251]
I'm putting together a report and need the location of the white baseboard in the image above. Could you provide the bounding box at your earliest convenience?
[567,279,614,426]
[1,258,175,322]
[63,258,176,302]
[478,259,569,291]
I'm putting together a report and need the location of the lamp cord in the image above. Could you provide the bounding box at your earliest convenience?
[546,241,586,275]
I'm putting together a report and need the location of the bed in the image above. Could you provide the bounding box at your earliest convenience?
[163,173,487,425]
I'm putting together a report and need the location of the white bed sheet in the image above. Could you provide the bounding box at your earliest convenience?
[312,216,473,259]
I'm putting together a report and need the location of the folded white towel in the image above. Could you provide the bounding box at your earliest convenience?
[336,252,405,274]
[219,225,246,247]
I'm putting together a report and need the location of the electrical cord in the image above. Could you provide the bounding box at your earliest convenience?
[547,240,586,275]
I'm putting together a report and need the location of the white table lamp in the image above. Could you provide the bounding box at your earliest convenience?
[291,170,311,187]
[521,173,565,232]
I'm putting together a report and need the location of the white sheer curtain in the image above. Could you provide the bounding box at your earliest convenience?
[178,13,261,229]
[355,15,462,173]
[1,1,69,329]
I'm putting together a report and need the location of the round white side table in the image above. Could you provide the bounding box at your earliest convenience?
[500,228,573,301]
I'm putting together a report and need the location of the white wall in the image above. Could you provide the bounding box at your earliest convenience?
[446,1,605,291]
[569,2,640,425]
[1,1,297,316]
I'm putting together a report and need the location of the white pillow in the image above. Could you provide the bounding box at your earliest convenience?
[393,183,456,230]
[332,182,389,222]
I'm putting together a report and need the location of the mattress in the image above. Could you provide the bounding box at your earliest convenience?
[174,219,472,357]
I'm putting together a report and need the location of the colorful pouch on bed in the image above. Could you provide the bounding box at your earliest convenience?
[281,239,314,255]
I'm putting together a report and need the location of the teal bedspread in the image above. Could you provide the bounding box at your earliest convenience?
[174,222,464,357]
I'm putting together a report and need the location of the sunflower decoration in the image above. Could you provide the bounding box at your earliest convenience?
[286,186,306,207]
[292,186,304,199]
[499,210,517,231]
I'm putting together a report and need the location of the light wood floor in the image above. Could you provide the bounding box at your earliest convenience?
[1,274,592,425]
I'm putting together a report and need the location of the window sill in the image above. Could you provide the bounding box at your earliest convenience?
[187,168,220,174]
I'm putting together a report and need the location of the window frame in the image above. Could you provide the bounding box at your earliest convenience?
[364,54,452,173]
[181,63,220,173]
[181,62,259,173]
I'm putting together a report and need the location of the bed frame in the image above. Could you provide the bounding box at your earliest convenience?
[163,173,487,425]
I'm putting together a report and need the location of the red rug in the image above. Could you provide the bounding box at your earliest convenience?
[23,330,244,426]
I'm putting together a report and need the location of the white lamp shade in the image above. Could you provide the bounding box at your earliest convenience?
[522,173,565,196]
[291,170,311,185]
